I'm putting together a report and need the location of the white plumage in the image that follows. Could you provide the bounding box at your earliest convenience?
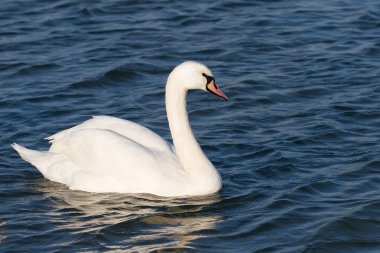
[12,61,228,197]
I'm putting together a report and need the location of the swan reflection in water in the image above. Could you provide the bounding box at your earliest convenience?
[41,181,221,251]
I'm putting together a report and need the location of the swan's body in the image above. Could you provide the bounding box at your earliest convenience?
[12,61,228,197]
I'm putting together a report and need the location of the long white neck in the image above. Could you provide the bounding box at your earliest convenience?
[165,77,222,194]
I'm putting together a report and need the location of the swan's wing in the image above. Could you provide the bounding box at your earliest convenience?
[17,128,185,194]
[47,115,172,153]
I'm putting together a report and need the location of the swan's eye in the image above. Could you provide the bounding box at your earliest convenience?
[202,73,214,85]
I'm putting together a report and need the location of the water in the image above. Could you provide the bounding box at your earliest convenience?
[1,0,380,252]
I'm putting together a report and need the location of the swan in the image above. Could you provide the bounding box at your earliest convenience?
[12,61,228,197]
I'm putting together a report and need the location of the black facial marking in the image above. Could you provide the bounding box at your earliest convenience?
[202,73,215,85]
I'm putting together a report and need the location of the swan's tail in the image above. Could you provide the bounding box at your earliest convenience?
[11,143,55,178]
[12,143,40,163]
[12,143,81,187]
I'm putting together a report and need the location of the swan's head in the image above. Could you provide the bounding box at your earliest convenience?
[168,61,228,101]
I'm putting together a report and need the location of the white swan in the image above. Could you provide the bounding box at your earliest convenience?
[12,61,228,197]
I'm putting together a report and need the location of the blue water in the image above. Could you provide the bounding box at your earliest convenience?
[1,0,380,252]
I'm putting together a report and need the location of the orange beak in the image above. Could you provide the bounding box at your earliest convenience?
[206,80,228,101]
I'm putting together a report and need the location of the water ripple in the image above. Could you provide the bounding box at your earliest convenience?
[1,0,380,252]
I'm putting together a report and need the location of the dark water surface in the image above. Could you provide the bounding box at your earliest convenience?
[1,0,380,252]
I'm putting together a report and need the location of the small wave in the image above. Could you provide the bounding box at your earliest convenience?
[16,63,59,76]
[70,67,142,88]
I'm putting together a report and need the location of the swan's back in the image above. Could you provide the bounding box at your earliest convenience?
[48,116,172,153]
